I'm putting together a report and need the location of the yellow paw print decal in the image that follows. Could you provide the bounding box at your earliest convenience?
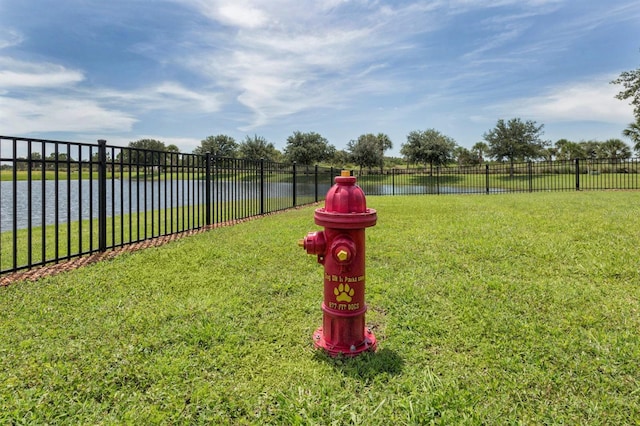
[334,283,355,302]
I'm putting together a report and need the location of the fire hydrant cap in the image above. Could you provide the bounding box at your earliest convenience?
[325,175,365,213]
[315,173,376,228]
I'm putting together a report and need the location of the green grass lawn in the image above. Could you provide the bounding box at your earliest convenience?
[1,192,639,424]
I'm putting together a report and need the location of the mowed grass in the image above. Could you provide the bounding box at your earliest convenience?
[1,192,639,424]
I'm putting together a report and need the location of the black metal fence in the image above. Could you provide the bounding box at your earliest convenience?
[354,158,640,195]
[2,135,640,276]
[0,137,335,276]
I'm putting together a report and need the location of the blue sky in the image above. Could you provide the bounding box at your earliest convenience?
[1,0,639,156]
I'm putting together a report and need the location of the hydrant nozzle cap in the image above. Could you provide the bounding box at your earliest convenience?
[340,170,351,177]
[297,238,305,248]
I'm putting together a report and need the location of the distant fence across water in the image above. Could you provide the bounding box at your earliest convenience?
[2,135,639,276]
[354,158,640,195]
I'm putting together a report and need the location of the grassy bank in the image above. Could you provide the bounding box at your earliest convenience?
[5,168,639,192]
[1,192,639,424]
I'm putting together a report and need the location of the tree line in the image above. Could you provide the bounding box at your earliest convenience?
[10,120,638,173]
[120,121,638,172]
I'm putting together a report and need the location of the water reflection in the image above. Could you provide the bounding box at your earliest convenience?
[0,179,325,231]
[0,178,489,231]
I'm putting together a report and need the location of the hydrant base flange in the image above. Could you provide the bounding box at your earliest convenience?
[313,327,377,357]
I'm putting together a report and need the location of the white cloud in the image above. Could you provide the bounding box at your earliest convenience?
[91,82,222,115]
[446,0,564,12]
[0,54,222,135]
[0,29,23,49]
[0,96,137,134]
[217,3,269,29]
[0,57,84,88]
[187,0,271,29]
[144,82,221,113]
[495,76,635,124]
[176,0,427,129]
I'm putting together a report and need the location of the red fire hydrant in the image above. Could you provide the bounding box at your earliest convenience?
[299,170,377,356]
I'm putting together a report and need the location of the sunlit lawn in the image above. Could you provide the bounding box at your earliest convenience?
[1,192,639,424]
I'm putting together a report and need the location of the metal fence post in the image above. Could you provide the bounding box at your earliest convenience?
[292,162,297,207]
[392,168,395,196]
[528,161,533,193]
[205,152,212,226]
[97,139,107,252]
[260,158,265,215]
[12,139,18,270]
[575,158,580,191]
[314,164,319,202]
[485,164,490,194]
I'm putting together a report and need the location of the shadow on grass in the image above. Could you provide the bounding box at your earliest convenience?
[313,348,404,380]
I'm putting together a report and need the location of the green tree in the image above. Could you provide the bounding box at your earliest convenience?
[471,142,489,164]
[347,133,393,172]
[374,133,393,173]
[164,144,180,167]
[554,139,570,160]
[331,149,351,168]
[483,118,547,176]
[454,147,480,166]
[284,131,335,165]
[611,59,640,120]
[27,151,42,170]
[401,129,457,175]
[554,139,585,160]
[128,138,166,151]
[193,135,237,157]
[46,152,70,170]
[601,138,631,160]
[542,147,557,161]
[238,135,280,162]
[622,119,640,154]
[579,140,603,159]
[126,139,167,166]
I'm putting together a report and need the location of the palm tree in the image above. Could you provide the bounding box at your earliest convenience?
[375,133,393,173]
[601,138,631,161]
[622,119,640,154]
[471,142,488,164]
[555,139,585,160]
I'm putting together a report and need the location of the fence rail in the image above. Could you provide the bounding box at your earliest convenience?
[2,135,640,276]
[0,137,336,276]
[354,158,640,195]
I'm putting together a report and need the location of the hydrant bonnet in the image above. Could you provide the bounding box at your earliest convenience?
[314,174,377,229]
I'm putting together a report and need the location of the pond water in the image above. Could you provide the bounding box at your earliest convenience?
[0,179,492,231]
[0,179,324,231]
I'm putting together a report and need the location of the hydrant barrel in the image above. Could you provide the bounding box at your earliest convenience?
[300,171,377,356]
